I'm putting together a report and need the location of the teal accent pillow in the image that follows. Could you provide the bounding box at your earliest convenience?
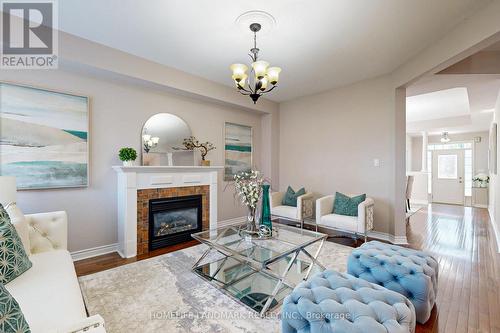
[0,283,30,333]
[333,192,366,217]
[0,204,32,284]
[282,186,306,207]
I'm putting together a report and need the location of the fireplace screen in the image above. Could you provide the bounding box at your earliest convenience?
[149,195,203,250]
[153,208,198,237]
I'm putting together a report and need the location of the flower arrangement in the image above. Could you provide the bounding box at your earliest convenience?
[473,173,489,187]
[181,136,215,161]
[233,170,264,231]
[118,147,137,166]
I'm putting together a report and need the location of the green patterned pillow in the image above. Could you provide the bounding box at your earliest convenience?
[282,186,306,207]
[0,204,32,284]
[0,283,30,333]
[333,192,366,217]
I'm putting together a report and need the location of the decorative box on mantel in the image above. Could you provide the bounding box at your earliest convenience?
[113,166,223,258]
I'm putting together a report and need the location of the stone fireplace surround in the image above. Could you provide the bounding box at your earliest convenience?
[113,166,222,258]
[136,185,209,256]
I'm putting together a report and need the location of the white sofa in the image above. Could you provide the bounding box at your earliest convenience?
[315,194,374,242]
[5,208,106,333]
[270,191,314,228]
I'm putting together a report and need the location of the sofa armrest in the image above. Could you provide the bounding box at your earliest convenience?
[58,315,106,333]
[270,191,285,208]
[297,192,314,220]
[357,197,374,233]
[316,195,335,224]
[25,211,68,254]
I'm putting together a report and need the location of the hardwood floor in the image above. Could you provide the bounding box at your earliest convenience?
[407,204,500,333]
[74,204,500,332]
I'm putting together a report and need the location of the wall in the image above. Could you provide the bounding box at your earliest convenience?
[280,76,396,235]
[406,135,413,172]
[489,89,500,251]
[410,131,489,173]
[0,69,265,252]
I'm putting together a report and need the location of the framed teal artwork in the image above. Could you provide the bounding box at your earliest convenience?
[0,82,89,189]
[224,122,252,181]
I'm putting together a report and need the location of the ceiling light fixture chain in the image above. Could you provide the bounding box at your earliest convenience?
[230,22,281,104]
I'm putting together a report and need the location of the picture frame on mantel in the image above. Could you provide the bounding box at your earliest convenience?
[224,122,252,181]
[0,81,90,190]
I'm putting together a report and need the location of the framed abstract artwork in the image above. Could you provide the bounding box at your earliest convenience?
[0,82,89,189]
[224,122,252,181]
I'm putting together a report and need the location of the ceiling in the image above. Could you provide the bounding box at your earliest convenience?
[56,0,491,102]
[406,75,500,135]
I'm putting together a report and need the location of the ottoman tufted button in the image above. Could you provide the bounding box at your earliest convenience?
[325,318,330,324]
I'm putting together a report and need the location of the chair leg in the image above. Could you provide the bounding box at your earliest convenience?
[364,230,368,243]
[315,224,318,232]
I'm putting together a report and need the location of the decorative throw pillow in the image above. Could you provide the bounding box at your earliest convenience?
[5,204,30,256]
[0,204,32,284]
[0,283,30,333]
[333,192,366,217]
[282,186,306,207]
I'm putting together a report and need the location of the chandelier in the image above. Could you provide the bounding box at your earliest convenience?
[440,132,450,143]
[230,23,281,104]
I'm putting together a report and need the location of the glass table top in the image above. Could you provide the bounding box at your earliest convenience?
[192,222,327,264]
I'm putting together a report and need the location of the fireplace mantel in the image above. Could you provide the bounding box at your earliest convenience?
[112,165,224,173]
[113,165,223,258]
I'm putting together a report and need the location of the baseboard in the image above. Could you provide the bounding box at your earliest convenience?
[410,199,429,205]
[473,204,488,209]
[488,207,500,253]
[368,231,409,245]
[71,243,119,261]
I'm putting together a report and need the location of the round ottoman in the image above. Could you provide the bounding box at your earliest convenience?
[281,269,416,333]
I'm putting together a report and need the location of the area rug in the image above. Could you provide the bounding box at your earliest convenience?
[79,241,352,333]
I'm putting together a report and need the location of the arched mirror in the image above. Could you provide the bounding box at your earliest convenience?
[141,113,193,166]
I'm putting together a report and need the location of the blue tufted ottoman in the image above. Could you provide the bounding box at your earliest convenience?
[281,270,416,333]
[347,241,438,324]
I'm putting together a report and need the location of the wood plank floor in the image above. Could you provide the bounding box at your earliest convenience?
[74,204,500,333]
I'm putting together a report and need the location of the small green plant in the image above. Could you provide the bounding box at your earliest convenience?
[118,147,137,161]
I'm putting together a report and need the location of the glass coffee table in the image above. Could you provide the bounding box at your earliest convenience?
[191,223,328,316]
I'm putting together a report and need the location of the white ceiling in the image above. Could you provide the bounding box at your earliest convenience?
[56,0,491,102]
[407,88,470,122]
[406,75,500,135]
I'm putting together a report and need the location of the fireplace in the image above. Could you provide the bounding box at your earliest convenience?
[148,195,202,251]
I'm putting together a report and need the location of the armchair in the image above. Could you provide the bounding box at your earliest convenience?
[270,191,314,228]
[315,194,374,242]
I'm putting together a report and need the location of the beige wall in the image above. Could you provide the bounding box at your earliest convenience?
[280,76,396,235]
[410,131,489,173]
[489,89,500,250]
[0,69,266,252]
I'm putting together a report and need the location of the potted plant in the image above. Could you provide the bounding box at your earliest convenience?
[119,147,137,166]
[181,136,216,166]
[473,173,489,188]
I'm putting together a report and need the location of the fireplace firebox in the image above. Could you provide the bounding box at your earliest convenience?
[148,195,202,251]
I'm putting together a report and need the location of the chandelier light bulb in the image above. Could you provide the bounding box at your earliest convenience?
[259,77,268,91]
[252,61,269,79]
[230,64,248,81]
[266,67,281,84]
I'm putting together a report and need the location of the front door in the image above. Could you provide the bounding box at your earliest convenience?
[432,149,464,205]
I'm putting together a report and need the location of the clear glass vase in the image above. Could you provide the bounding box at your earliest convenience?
[246,206,258,233]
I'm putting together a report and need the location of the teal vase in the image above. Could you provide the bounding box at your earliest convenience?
[261,184,272,229]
